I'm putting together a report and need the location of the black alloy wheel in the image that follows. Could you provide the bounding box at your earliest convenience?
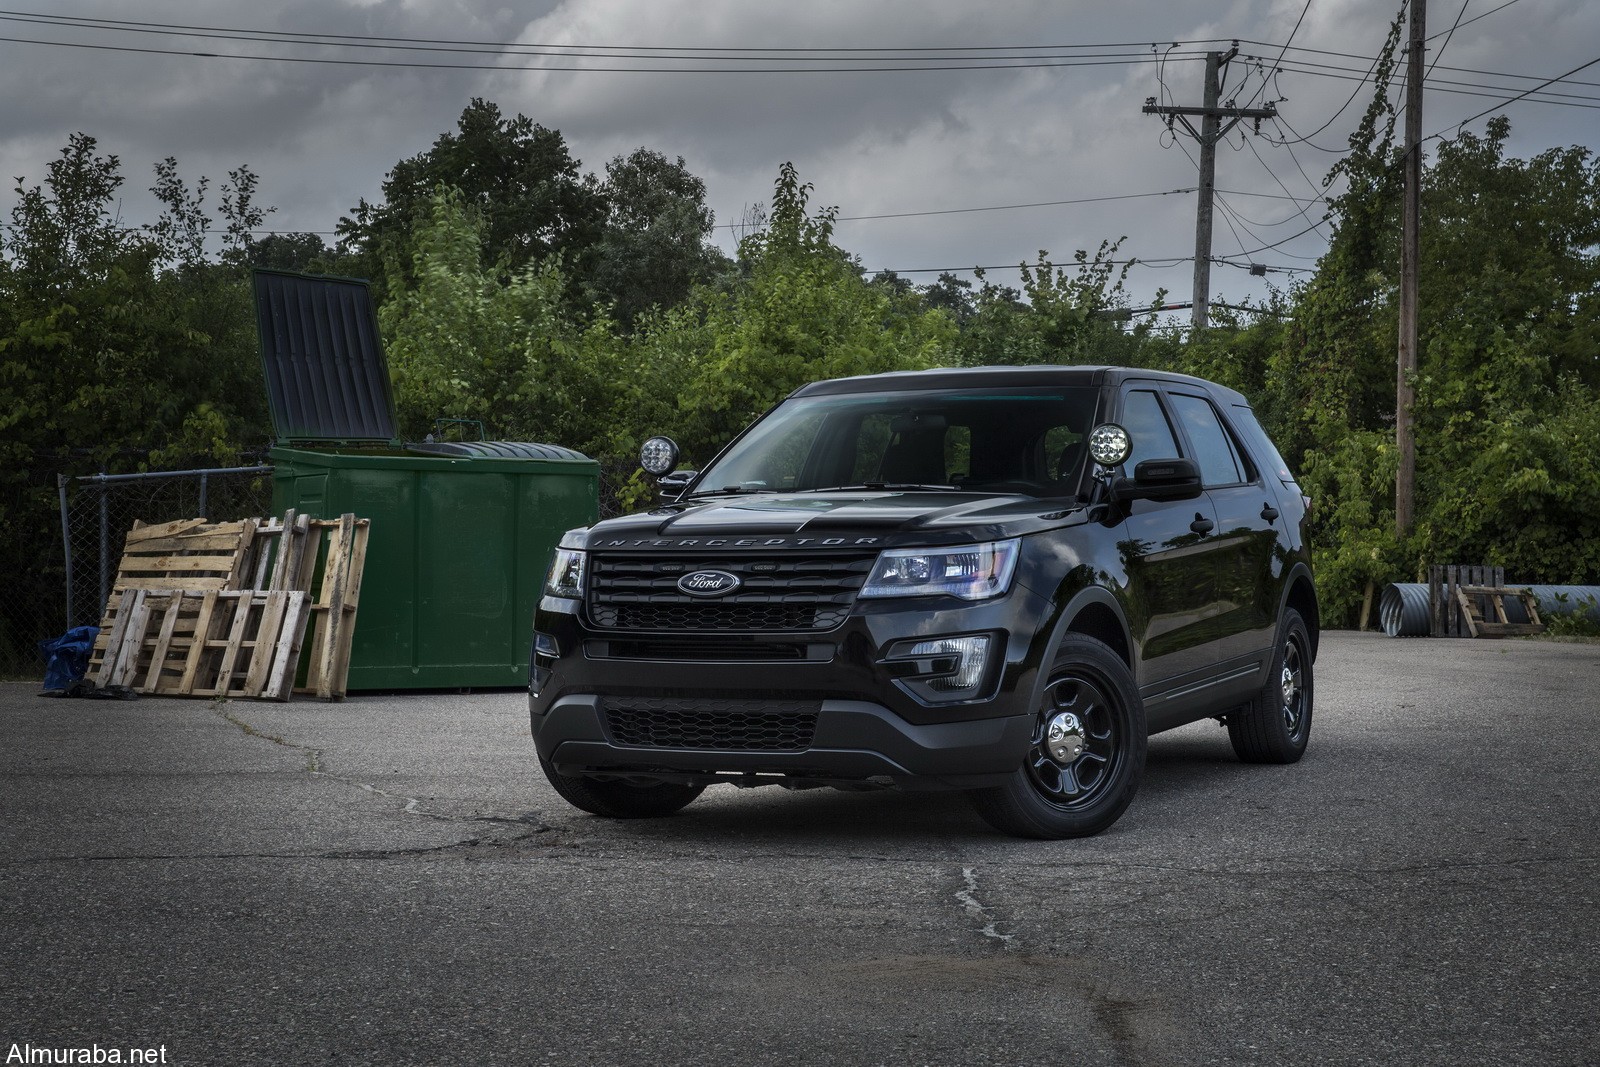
[970,633,1147,839]
[1228,606,1314,764]
[1026,673,1123,809]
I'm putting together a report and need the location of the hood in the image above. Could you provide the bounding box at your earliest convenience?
[572,490,1088,551]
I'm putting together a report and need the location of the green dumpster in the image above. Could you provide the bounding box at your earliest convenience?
[255,270,599,690]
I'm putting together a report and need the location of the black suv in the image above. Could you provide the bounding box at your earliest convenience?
[529,366,1317,838]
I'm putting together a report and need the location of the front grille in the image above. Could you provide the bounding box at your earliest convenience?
[602,697,820,751]
[587,552,875,632]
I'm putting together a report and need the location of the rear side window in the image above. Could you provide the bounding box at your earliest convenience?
[1168,393,1247,487]
[1229,405,1299,489]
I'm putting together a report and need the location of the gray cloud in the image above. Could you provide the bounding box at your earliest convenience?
[1,0,1594,307]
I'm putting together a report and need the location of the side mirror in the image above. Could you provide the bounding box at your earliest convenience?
[1110,458,1203,502]
[658,469,697,502]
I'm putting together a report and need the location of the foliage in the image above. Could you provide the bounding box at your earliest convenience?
[584,148,732,329]
[376,187,639,456]
[667,162,957,462]
[338,98,605,303]
[0,134,268,476]
[8,90,1600,647]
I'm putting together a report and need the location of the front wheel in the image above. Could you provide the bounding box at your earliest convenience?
[969,634,1147,839]
[539,756,705,818]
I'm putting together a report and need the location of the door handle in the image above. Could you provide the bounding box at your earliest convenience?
[1190,514,1214,535]
[1261,503,1280,521]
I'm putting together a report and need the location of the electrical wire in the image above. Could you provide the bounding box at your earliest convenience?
[1240,0,1314,110]
[1427,50,1600,138]
[1424,0,1524,41]
[822,188,1196,225]
[0,33,1227,73]
[1426,0,1472,81]
[0,10,1241,56]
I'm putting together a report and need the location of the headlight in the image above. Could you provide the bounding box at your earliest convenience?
[545,548,587,598]
[859,538,1021,601]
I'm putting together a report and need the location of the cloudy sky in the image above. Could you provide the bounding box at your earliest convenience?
[1,0,1595,312]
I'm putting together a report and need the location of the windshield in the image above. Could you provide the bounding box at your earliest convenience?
[694,385,1102,498]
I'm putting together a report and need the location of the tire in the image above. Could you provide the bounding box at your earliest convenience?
[969,633,1147,839]
[539,756,705,819]
[1228,607,1313,764]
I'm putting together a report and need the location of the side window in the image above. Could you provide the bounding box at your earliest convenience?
[1168,393,1246,487]
[1121,390,1181,472]
[1231,404,1298,489]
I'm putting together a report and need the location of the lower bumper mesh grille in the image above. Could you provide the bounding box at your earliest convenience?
[601,697,820,752]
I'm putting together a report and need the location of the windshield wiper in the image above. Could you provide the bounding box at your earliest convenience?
[800,482,963,493]
[685,485,767,498]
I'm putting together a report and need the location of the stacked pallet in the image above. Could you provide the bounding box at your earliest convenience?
[91,511,369,701]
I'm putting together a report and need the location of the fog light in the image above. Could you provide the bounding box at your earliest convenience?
[908,635,991,692]
[884,633,996,703]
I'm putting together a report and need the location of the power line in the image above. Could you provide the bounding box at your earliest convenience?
[0,10,1240,56]
[866,258,1195,276]
[1427,51,1600,137]
[1425,0,1472,80]
[820,188,1196,225]
[0,34,1227,73]
[1253,53,1600,105]
[1240,0,1315,110]
[1424,0,1524,40]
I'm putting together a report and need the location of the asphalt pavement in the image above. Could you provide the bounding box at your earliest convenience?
[2,632,1596,1066]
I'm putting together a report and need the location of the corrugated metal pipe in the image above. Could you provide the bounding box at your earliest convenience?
[1380,583,1600,637]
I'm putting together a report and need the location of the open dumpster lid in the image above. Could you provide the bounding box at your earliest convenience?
[253,270,398,444]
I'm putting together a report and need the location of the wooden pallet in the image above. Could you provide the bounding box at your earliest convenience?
[100,588,311,699]
[298,515,369,701]
[92,510,368,701]
[1428,564,1505,637]
[90,518,258,675]
[1455,586,1545,638]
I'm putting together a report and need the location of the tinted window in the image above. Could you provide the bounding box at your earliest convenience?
[695,386,1100,497]
[1122,390,1181,471]
[1231,404,1299,488]
[1168,393,1244,486]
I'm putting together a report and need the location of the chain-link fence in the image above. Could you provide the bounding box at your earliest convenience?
[1,466,74,679]
[61,466,275,634]
[0,465,274,679]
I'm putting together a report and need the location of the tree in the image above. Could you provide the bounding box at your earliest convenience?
[339,99,605,300]
[670,163,957,460]
[377,187,631,457]
[585,148,731,328]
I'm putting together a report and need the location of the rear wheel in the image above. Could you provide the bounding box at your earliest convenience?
[969,634,1146,839]
[539,757,705,818]
[1227,607,1313,764]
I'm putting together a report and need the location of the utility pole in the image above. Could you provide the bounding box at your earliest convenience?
[1144,49,1277,329]
[1396,0,1426,536]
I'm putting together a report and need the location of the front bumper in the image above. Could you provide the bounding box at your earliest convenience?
[528,584,1056,790]
[535,695,1034,789]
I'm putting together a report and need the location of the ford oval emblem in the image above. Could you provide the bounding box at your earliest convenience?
[677,569,742,598]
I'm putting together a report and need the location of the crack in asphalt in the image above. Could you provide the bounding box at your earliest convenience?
[953,865,1016,949]
[4,830,554,865]
[212,702,549,833]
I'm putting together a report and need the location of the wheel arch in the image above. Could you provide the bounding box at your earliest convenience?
[1280,564,1320,661]
[1032,587,1134,709]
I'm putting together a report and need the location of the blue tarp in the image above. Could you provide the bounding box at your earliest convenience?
[38,626,100,691]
